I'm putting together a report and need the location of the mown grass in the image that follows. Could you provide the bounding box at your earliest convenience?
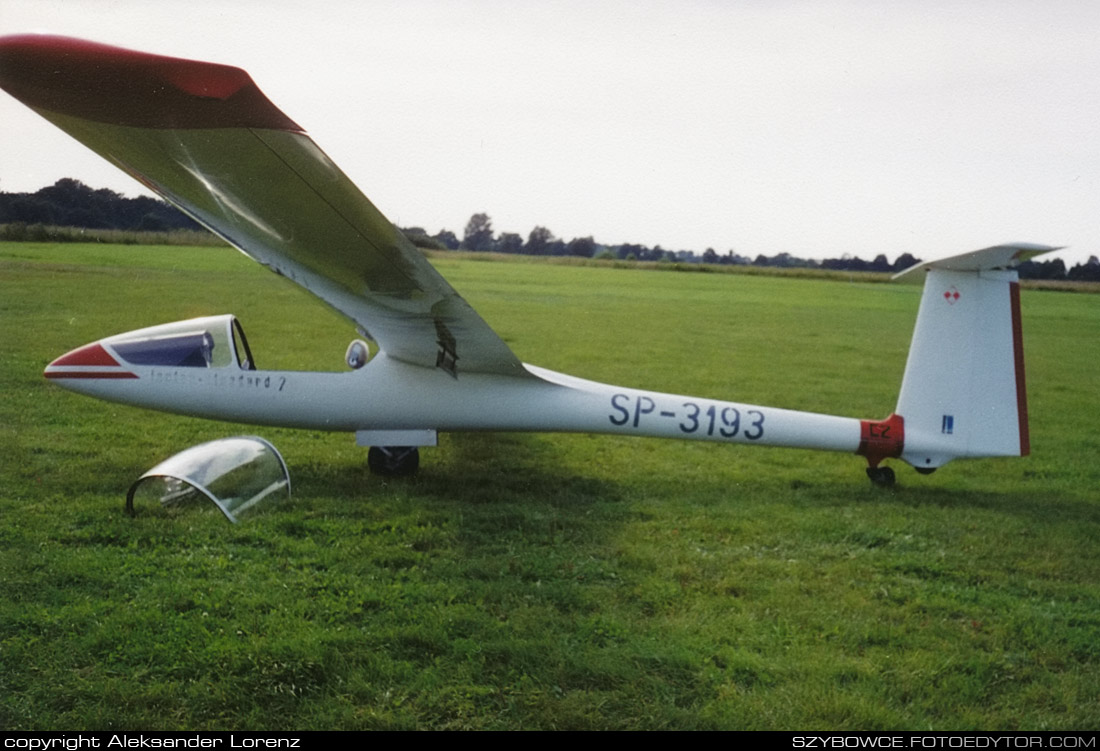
[1,242,1098,730]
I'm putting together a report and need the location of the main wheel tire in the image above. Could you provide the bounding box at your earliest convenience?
[368,446,420,477]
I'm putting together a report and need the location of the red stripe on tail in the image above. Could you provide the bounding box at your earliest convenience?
[1009,282,1030,456]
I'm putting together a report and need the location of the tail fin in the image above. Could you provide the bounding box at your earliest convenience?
[891,243,1059,471]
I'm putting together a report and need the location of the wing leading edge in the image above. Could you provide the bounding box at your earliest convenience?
[0,34,526,377]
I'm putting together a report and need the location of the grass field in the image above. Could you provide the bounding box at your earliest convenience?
[1,242,1098,730]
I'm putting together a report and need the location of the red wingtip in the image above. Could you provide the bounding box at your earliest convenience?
[0,34,303,131]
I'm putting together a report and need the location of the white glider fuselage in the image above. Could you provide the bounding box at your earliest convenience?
[46,333,864,455]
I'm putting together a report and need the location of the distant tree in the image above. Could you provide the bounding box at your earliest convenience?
[497,232,523,254]
[771,252,817,268]
[526,226,556,256]
[461,213,494,251]
[1045,258,1068,279]
[892,253,921,272]
[137,213,168,232]
[1,194,55,224]
[616,243,646,260]
[433,229,460,250]
[870,254,891,272]
[1068,256,1100,282]
[38,177,90,206]
[0,177,202,231]
[702,247,719,264]
[66,207,104,229]
[1018,258,1066,280]
[567,236,596,258]
[821,254,870,271]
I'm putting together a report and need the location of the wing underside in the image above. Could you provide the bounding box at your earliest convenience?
[0,34,525,377]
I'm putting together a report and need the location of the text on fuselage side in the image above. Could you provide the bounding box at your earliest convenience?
[148,370,287,391]
[609,393,765,440]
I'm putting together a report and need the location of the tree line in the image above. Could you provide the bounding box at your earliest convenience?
[404,211,1100,281]
[401,211,926,272]
[3,180,1097,281]
[0,178,202,234]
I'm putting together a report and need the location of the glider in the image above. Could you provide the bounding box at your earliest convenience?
[0,34,1056,484]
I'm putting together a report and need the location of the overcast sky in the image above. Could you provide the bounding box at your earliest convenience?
[2,0,1098,265]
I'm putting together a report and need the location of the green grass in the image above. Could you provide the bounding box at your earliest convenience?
[1,242,1098,730]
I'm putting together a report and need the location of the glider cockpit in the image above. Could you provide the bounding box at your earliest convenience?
[46,315,256,376]
[110,316,256,371]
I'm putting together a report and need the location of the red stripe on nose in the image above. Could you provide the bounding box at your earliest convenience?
[45,371,138,380]
[49,342,120,368]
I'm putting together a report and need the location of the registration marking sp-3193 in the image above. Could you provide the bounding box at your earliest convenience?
[608,393,765,440]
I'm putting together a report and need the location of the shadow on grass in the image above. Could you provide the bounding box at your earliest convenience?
[289,431,623,509]
[880,475,1100,527]
[282,433,632,586]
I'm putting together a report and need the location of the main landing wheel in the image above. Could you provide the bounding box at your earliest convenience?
[866,465,896,488]
[368,446,420,477]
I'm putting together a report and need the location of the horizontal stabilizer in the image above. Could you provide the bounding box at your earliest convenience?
[893,243,1062,280]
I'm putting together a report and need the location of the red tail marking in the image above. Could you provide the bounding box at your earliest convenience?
[1009,282,1030,456]
[858,413,905,468]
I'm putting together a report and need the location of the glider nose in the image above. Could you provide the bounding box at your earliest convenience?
[44,341,138,381]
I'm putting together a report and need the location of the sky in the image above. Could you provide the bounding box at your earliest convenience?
[2,0,1098,266]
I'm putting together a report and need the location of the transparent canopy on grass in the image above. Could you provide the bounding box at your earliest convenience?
[126,436,290,523]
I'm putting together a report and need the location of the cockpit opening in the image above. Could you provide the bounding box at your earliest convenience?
[103,315,257,370]
[113,331,215,367]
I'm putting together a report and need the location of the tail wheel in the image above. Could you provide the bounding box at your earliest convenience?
[865,465,896,488]
[367,446,419,477]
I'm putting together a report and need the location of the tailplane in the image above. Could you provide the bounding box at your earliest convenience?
[889,243,1059,472]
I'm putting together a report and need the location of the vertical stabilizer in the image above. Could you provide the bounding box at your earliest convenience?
[891,243,1058,471]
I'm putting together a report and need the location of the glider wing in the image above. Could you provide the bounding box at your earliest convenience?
[0,34,525,377]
